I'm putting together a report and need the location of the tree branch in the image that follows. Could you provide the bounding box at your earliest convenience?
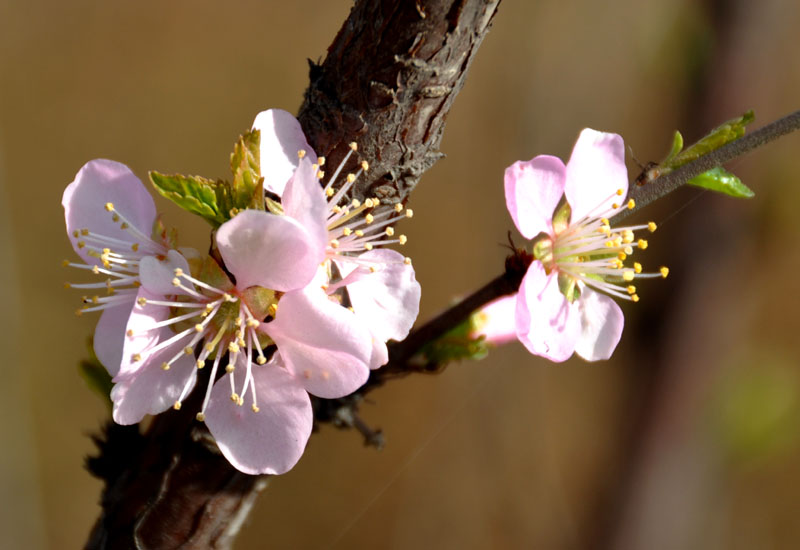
[85,1,501,548]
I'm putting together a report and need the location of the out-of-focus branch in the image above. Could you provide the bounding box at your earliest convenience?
[85,1,501,548]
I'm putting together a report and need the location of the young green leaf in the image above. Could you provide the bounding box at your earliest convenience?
[687,166,755,198]
[667,110,755,171]
[149,171,231,226]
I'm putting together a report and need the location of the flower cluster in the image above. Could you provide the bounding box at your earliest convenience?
[477,129,667,362]
[63,110,420,474]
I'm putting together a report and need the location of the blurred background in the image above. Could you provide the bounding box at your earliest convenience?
[2,0,800,548]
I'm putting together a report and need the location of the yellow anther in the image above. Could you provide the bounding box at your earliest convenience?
[404,257,412,265]
[194,324,204,333]
[318,156,326,166]
[385,227,395,236]
[104,202,114,211]
[126,329,134,337]
[161,362,170,371]
[252,404,260,413]
[174,268,184,277]
[247,318,259,328]
[361,160,369,171]
[297,149,306,159]
[137,297,148,306]
[223,293,235,302]
[398,235,407,245]
[349,142,358,151]
[317,171,325,180]
[369,266,377,273]
[627,199,635,209]
[618,252,627,261]
[172,277,181,286]
[330,238,340,249]
[183,346,194,355]
[131,243,139,252]
[343,227,352,236]
[194,358,205,369]
[268,303,278,317]
[623,270,635,282]
[72,230,79,238]
[634,262,642,273]
[132,353,142,363]
[119,222,128,230]
[326,187,335,197]
[64,282,72,288]
[173,401,182,410]
[648,221,657,232]
[256,356,267,365]
[230,393,240,403]
[601,218,609,225]
[351,199,361,208]
[75,309,84,316]
[627,285,636,294]
[612,203,619,209]
[405,209,414,218]
[660,266,669,278]
[364,198,374,208]
[228,342,240,353]
[77,241,85,249]
[225,364,235,373]
[616,189,624,196]
[355,230,364,237]
[364,243,373,251]
[631,294,640,303]
[394,203,404,212]
[347,173,356,183]
[622,230,634,243]
[196,412,205,421]
[624,246,633,255]
[637,239,648,249]
[205,303,214,312]
[365,213,374,224]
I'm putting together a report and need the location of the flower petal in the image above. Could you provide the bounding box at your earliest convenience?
[504,155,566,239]
[118,288,170,377]
[204,363,313,475]
[338,249,421,343]
[139,250,194,296]
[110,332,196,425]
[565,129,628,222]
[264,287,371,399]
[515,262,580,362]
[216,210,322,291]
[63,159,157,265]
[252,109,317,196]
[473,294,519,346]
[281,157,328,253]
[93,293,137,377]
[573,287,624,361]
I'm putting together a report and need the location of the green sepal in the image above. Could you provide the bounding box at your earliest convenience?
[79,337,112,409]
[420,313,491,365]
[687,166,755,198]
[230,129,265,212]
[149,171,232,227]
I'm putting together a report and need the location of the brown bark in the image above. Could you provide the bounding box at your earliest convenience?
[85,0,500,548]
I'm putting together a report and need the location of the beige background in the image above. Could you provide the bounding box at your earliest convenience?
[2,0,800,548]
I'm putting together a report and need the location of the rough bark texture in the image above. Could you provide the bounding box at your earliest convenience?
[85,1,500,548]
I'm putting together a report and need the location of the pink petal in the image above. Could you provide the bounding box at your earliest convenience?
[216,210,322,291]
[93,293,137,377]
[263,287,371,399]
[110,334,196,425]
[63,159,157,265]
[564,129,628,222]
[339,250,421,343]
[281,157,327,253]
[515,262,580,362]
[118,288,170,377]
[573,287,624,361]
[472,294,519,346]
[139,250,193,296]
[252,109,317,196]
[204,364,313,475]
[504,155,565,239]
[367,337,389,370]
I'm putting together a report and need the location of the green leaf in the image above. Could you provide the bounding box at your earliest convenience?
[662,131,684,165]
[230,129,264,212]
[666,110,755,171]
[149,171,232,227]
[687,166,755,198]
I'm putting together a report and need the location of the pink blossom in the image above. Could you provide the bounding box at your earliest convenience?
[502,129,667,362]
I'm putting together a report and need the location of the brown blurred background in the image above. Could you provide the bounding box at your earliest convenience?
[2,0,800,548]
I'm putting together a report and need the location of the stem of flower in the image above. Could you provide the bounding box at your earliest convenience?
[613,108,800,224]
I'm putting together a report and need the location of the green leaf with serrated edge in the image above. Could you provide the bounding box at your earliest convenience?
[79,337,112,408]
[688,166,755,198]
[230,129,264,211]
[149,171,231,226]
